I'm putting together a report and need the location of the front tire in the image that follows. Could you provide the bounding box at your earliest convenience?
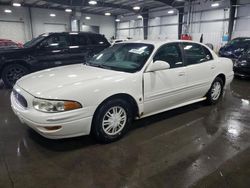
[92,98,133,143]
[2,64,29,88]
[206,77,224,104]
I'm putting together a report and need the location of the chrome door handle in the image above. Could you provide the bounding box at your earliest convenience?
[175,62,183,65]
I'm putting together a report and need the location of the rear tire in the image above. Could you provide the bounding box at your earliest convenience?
[91,98,133,143]
[2,64,29,88]
[206,77,224,105]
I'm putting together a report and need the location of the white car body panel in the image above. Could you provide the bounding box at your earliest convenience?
[11,40,234,139]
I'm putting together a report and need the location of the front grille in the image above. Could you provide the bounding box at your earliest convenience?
[13,90,28,108]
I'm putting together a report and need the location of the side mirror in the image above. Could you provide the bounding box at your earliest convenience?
[146,60,170,72]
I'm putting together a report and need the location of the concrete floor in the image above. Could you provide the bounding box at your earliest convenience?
[0,78,250,188]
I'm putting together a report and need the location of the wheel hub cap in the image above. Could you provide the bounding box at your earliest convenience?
[211,82,222,100]
[102,106,127,136]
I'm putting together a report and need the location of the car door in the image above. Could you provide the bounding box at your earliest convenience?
[34,34,70,69]
[180,42,216,100]
[67,33,93,64]
[143,43,188,115]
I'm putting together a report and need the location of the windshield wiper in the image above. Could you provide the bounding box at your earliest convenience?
[86,62,111,70]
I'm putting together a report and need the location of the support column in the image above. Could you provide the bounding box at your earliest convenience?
[142,10,149,40]
[228,0,237,41]
[71,10,81,32]
[178,8,184,39]
[28,7,34,39]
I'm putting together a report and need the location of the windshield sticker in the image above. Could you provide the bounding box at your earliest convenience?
[129,49,145,54]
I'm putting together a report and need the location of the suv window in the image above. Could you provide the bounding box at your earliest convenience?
[182,43,212,65]
[89,34,109,45]
[153,43,183,68]
[42,35,69,49]
[70,35,89,46]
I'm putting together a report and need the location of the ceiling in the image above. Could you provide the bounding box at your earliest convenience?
[0,0,187,15]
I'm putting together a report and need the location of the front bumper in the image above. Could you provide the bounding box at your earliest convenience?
[11,86,93,139]
[233,67,250,78]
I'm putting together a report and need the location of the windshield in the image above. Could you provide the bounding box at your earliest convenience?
[87,43,154,73]
[24,34,48,48]
[228,38,250,46]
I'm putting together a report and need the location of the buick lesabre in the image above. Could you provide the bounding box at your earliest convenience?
[11,41,234,142]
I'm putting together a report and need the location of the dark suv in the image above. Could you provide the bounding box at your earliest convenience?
[0,32,110,88]
[219,37,250,59]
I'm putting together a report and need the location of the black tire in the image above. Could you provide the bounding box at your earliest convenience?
[206,77,224,105]
[2,63,29,88]
[91,98,133,143]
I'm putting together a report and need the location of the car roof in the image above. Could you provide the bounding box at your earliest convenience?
[46,32,102,36]
[121,40,208,48]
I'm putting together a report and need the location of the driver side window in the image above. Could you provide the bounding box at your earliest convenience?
[41,35,69,49]
[153,43,183,68]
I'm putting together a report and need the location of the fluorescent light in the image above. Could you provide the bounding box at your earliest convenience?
[4,9,12,13]
[50,13,56,17]
[168,10,174,14]
[105,12,111,16]
[137,15,143,19]
[65,8,72,12]
[115,19,120,22]
[13,3,21,7]
[133,6,140,10]
[85,16,91,20]
[211,3,219,7]
[89,0,97,5]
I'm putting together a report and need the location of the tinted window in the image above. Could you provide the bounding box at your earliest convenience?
[70,35,88,46]
[153,43,183,68]
[89,34,109,45]
[182,43,212,65]
[42,35,69,49]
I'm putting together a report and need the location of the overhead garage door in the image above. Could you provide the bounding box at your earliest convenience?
[0,21,26,43]
[44,23,66,33]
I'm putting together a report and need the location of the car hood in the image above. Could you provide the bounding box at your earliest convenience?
[17,64,129,97]
[0,47,26,55]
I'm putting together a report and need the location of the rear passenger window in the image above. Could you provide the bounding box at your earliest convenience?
[153,43,183,68]
[70,35,88,46]
[182,43,213,65]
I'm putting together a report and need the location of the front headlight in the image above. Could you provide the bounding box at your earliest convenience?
[33,98,82,113]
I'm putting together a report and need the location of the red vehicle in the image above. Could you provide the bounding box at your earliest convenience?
[0,39,23,50]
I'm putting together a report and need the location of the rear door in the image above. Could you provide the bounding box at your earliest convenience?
[180,42,216,100]
[68,33,91,64]
[88,34,110,55]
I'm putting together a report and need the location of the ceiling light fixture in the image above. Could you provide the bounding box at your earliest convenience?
[13,3,21,7]
[4,9,12,13]
[65,8,72,12]
[168,10,174,14]
[89,0,97,5]
[105,12,111,16]
[211,3,219,7]
[115,19,120,22]
[85,16,91,20]
[50,13,56,17]
[133,6,140,10]
[138,15,143,19]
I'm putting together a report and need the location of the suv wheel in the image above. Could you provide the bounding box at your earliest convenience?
[92,98,133,143]
[2,64,29,88]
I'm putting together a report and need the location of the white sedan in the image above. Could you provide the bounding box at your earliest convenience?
[11,40,234,143]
